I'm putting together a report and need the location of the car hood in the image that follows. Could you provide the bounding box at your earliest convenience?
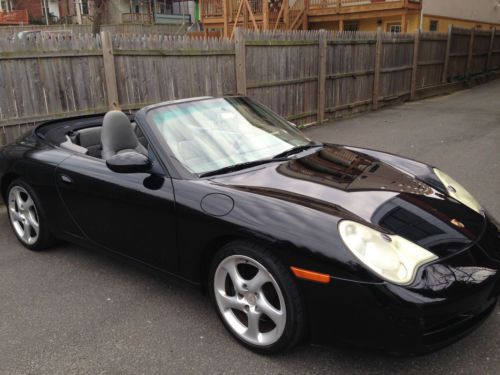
[211,144,485,258]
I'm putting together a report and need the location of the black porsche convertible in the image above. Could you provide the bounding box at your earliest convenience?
[1,96,499,355]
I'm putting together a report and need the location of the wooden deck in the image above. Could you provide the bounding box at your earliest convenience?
[200,0,422,37]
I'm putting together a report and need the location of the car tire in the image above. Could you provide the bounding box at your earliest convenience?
[209,240,305,354]
[6,179,55,251]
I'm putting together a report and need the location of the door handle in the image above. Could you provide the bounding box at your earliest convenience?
[59,174,74,184]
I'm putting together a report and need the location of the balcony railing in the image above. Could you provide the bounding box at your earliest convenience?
[0,10,29,25]
[122,13,154,23]
[202,0,223,18]
[309,0,402,8]
[200,0,418,20]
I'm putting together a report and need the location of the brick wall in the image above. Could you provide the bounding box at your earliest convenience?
[15,0,43,21]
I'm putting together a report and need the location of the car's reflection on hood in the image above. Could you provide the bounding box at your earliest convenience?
[215,144,485,257]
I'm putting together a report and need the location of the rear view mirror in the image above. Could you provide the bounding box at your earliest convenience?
[106,151,151,174]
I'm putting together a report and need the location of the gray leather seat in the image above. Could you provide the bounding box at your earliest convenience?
[101,111,147,160]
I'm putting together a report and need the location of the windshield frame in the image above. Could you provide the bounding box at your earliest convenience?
[138,96,313,180]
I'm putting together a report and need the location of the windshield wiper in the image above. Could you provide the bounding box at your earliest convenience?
[199,157,290,178]
[272,143,323,159]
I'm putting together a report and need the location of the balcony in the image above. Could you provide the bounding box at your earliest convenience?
[200,0,421,20]
[0,10,28,25]
[309,0,421,11]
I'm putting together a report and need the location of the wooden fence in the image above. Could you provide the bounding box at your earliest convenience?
[1,26,499,146]
[0,23,188,38]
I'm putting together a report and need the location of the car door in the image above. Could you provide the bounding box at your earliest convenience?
[55,152,177,272]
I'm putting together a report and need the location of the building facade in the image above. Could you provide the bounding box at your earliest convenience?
[200,0,423,36]
[421,0,500,32]
[0,0,194,25]
[200,0,500,36]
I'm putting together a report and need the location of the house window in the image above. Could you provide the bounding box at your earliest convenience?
[81,0,89,15]
[429,20,438,31]
[344,21,359,32]
[387,23,401,33]
[156,0,174,15]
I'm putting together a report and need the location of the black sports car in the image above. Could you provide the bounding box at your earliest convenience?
[1,96,499,355]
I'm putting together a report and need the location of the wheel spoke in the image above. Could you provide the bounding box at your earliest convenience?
[15,190,24,209]
[246,311,261,340]
[246,269,272,292]
[21,223,32,242]
[27,213,39,233]
[9,208,22,222]
[217,291,245,312]
[257,295,284,327]
[224,259,246,293]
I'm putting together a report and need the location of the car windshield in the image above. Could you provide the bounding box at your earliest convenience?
[147,97,313,175]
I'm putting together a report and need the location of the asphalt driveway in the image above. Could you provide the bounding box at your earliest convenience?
[1,80,500,374]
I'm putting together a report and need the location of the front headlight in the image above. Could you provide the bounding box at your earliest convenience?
[434,169,482,214]
[338,220,438,285]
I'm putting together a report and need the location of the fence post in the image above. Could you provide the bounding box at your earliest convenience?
[487,27,496,71]
[317,30,327,124]
[235,28,247,95]
[442,25,453,83]
[410,29,420,100]
[466,28,475,79]
[100,31,120,110]
[372,26,382,110]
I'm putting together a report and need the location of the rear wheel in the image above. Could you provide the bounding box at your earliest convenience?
[7,179,55,251]
[209,241,305,354]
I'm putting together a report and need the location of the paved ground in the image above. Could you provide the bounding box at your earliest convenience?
[1,81,500,374]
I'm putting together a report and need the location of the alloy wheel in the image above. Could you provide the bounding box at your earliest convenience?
[213,255,286,347]
[8,186,40,245]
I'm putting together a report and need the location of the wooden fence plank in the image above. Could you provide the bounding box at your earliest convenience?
[372,27,382,110]
[317,30,327,124]
[410,30,420,100]
[487,27,496,70]
[442,25,453,83]
[466,28,475,79]
[235,29,247,95]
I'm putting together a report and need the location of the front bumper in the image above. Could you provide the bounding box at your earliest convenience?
[301,216,500,354]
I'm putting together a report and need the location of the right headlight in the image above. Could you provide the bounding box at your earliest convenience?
[338,220,438,285]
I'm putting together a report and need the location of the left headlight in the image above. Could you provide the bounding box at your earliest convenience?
[433,168,483,214]
[338,220,438,285]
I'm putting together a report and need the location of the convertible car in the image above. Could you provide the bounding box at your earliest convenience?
[1,96,499,355]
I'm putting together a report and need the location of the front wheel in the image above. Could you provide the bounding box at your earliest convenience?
[209,241,305,354]
[7,179,55,251]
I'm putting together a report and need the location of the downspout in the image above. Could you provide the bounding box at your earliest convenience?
[44,0,49,24]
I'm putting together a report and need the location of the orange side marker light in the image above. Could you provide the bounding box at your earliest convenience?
[290,266,330,284]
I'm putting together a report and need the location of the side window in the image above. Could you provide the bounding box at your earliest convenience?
[430,20,439,32]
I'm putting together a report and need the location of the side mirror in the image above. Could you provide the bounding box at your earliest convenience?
[106,151,151,174]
